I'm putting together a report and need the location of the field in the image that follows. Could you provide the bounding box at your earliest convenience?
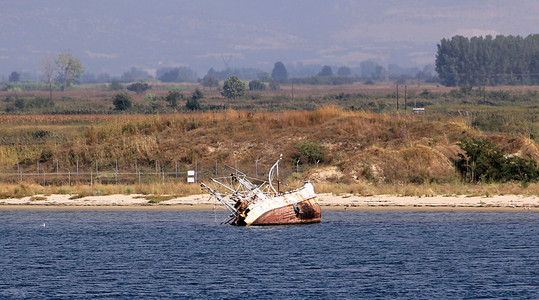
[0,81,538,198]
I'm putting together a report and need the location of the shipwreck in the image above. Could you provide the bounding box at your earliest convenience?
[201,155,321,226]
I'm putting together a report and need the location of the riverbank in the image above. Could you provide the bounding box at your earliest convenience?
[0,193,537,211]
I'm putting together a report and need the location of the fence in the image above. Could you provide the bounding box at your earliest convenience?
[0,159,311,186]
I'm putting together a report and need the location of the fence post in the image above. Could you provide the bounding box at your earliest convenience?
[91,170,93,186]
[175,160,178,178]
[68,170,71,186]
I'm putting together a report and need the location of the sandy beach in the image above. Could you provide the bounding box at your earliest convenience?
[0,193,537,211]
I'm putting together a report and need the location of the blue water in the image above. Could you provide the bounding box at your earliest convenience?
[0,211,537,299]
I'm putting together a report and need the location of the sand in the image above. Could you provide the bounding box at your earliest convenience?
[0,193,537,211]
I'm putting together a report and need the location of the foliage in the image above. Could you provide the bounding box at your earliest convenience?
[294,141,326,164]
[157,67,198,83]
[165,91,183,108]
[112,93,132,111]
[119,67,152,82]
[318,65,333,77]
[337,66,352,77]
[290,76,358,85]
[126,82,151,94]
[435,34,539,86]
[221,76,246,99]
[248,79,266,91]
[56,53,85,90]
[257,72,272,82]
[110,81,123,91]
[192,88,203,100]
[186,89,203,110]
[8,72,20,82]
[271,61,288,83]
[144,93,157,102]
[201,75,219,89]
[4,97,54,112]
[456,138,539,183]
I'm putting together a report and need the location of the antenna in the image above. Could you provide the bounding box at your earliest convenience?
[221,54,233,77]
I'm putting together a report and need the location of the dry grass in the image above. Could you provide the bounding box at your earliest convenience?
[0,105,538,194]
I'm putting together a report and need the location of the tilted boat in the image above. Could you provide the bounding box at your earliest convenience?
[201,155,321,226]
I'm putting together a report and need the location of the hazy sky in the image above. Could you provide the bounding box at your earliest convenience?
[1,0,537,77]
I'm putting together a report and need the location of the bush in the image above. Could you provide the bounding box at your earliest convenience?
[456,138,539,183]
[249,79,266,91]
[110,81,123,91]
[126,82,151,94]
[112,93,132,110]
[294,141,326,164]
[165,91,183,108]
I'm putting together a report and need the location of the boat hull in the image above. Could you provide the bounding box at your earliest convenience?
[249,197,321,226]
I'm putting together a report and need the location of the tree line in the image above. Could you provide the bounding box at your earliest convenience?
[435,34,539,86]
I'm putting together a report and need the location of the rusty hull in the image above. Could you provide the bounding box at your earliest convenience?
[249,198,321,226]
[233,182,321,226]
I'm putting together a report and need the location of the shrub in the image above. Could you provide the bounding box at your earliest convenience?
[110,81,123,91]
[294,141,326,165]
[126,82,151,94]
[112,93,132,110]
[456,138,539,183]
[248,79,266,91]
[165,91,183,108]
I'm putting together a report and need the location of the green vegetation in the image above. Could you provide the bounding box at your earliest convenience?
[56,53,85,91]
[112,93,133,110]
[221,76,246,99]
[294,141,326,164]
[126,82,151,94]
[436,34,539,86]
[457,138,538,183]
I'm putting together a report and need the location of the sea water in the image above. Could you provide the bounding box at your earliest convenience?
[0,210,537,299]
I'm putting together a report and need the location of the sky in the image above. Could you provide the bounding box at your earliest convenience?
[0,0,537,78]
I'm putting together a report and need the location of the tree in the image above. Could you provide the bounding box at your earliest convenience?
[186,89,203,110]
[56,53,84,91]
[221,76,246,99]
[248,79,266,91]
[112,93,132,111]
[157,67,198,82]
[126,82,151,94]
[201,74,219,89]
[120,67,152,82]
[165,91,183,108]
[318,65,333,77]
[337,66,352,77]
[257,72,272,82]
[8,72,20,82]
[110,81,123,91]
[40,54,57,102]
[271,61,288,83]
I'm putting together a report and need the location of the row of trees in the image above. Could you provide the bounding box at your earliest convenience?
[435,34,539,86]
[113,89,204,111]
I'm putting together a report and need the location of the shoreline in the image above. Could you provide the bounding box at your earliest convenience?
[0,204,536,212]
[0,193,537,212]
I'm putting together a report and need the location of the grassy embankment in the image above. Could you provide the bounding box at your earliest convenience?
[0,82,538,198]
